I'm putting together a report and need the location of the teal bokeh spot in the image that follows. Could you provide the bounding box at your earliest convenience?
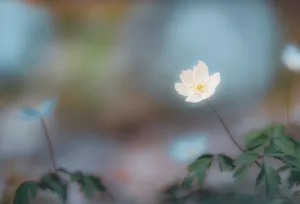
[168,133,207,163]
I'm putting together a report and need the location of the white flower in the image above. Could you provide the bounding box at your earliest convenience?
[175,61,220,103]
[281,44,300,71]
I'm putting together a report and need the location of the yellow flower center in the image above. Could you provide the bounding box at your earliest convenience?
[191,82,207,94]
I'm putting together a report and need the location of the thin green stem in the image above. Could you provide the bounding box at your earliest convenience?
[41,117,57,172]
[209,104,261,167]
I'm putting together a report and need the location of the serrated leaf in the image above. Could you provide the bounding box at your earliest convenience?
[245,131,269,152]
[288,170,300,189]
[274,137,298,157]
[233,164,250,182]
[38,173,67,202]
[269,153,300,171]
[255,166,264,187]
[13,181,38,204]
[233,152,258,182]
[264,139,278,156]
[188,154,213,184]
[217,154,235,172]
[234,152,258,167]
[263,163,281,199]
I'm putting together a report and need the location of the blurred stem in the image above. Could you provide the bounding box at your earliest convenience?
[41,117,57,172]
[286,71,292,125]
[209,104,261,167]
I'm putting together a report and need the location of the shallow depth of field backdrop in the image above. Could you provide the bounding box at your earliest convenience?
[0,0,300,203]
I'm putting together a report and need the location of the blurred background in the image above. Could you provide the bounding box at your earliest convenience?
[0,0,300,203]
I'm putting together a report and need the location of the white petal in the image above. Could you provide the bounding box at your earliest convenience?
[180,69,193,84]
[207,72,220,89]
[201,89,216,99]
[193,61,209,83]
[185,95,203,103]
[175,83,189,96]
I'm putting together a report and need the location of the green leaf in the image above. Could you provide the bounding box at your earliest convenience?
[233,164,250,182]
[255,166,264,187]
[245,131,269,152]
[188,154,213,184]
[70,171,85,185]
[266,125,285,137]
[217,154,235,172]
[264,139,279,156]
[13,181,38,204]
[38,173,67,203]
[288,170,300,189]
[233,152,258,182]
[274,137,298,157]
[269,153,300,171]
[259,162,281,199]
[181,176,194,188]
[70,172,106,199]
[234,152,258,167]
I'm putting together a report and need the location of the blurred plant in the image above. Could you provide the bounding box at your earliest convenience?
[9,98,112,204]
[160,125,300,203]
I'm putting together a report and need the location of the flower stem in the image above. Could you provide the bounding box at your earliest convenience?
[286,72,292,125]
[209,104,261,167]
[209,105,244,151]
[41,117,57,172]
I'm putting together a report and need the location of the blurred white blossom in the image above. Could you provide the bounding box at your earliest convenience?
[281,44,300,71]
[175,61,220,103]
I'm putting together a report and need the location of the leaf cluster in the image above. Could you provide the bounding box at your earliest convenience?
[12,169,107,204]
[162,125,300,203]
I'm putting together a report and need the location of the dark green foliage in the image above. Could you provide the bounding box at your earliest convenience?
[233,152,258,182]
[70,171,106,198]
[11,170,108,204]
[255,162,281,199]
[217,154,235,172]
[188,154,213,184]
[10,125,300,204]
[38,173,67,202]
[13,181,38,204]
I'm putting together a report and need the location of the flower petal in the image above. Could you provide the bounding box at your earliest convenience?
[185,95,203,103]
[207,72,220,89]
[180,69,193,84]
[175,83,189,96]
[193,61,209,83]
[201,89,216,100]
